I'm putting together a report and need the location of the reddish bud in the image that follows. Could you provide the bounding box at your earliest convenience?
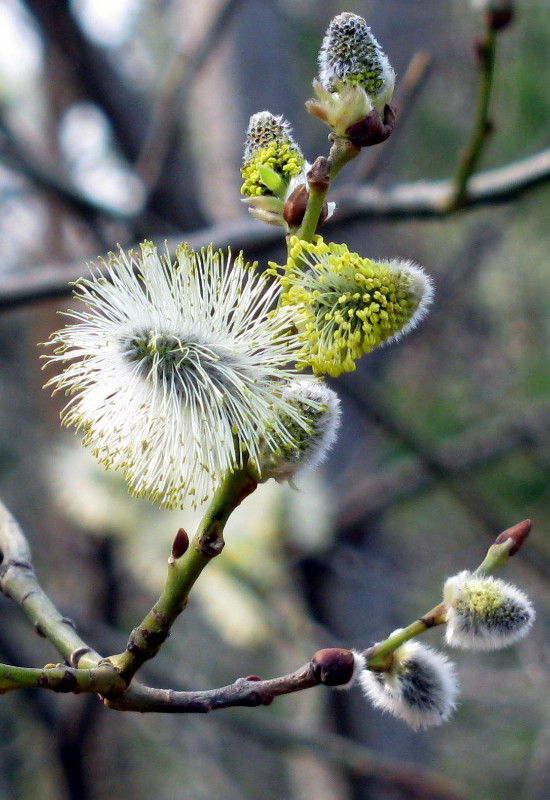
[283,184,330,229]
[244,675,261,681]
[495,519,532,556]
[171,528,189,559]
[283,184,309,228]
[346,104,396,148]
[311,648,355,687]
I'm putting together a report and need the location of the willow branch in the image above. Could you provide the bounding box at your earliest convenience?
[0,661,124,695]
[0,503,530,708]
[339,146,550,218]
[104,663,320,712]
[107,470,258,684]
[364,519,531,670]
[0,500,102,669]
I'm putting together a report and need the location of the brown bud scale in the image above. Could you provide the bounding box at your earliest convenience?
[283,184,309,228]
[311,648,355,686]
[487,10,514,30]
[495,519,532,556]
[307,157,330,190]
[346,105,396,148]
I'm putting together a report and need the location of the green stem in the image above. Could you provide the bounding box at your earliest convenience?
[366,603,447,671]
[448,25,497,209]
[295,182,329,243]
[327,136,362,181]
[475,538,514,575]
[294,137,360,244]
[107,469,257,684]
[0,662,125,695]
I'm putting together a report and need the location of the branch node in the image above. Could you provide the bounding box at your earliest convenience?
[196,529,225,558]
[69,646,94,668]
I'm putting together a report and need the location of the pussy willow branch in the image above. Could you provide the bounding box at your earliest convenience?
[104,664,319,712]
[0,498,530,710]
[1,146,549,311]
[107,469,258,684]
[0,662,124,696]
[365,519,531,671]
[295,137,360,243]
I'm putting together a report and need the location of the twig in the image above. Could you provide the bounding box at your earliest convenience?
[104,663,319,712]
[107,470,258,684]
[447,23,498,210]
[0,496,529,715]
[338,146,550,218]
[0,661,124,695]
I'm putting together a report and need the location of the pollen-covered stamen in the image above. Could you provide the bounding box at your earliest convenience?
[241,111,305,198]
[318,12,395,108]
[44,241,310,509]
[271,237,433,378]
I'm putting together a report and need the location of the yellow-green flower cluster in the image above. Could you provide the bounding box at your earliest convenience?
[241,111,305,198]
[271,237,433,377]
